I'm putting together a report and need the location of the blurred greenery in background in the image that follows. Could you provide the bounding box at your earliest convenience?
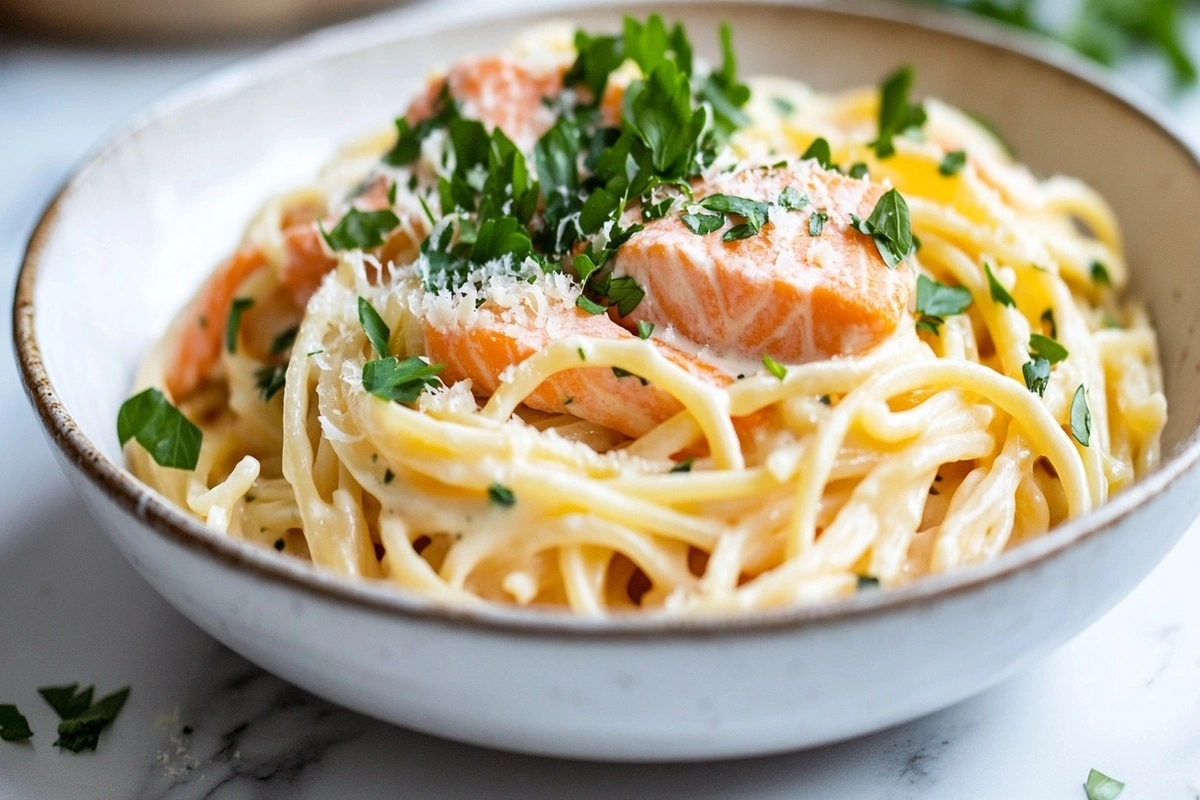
[921,0,1196,86]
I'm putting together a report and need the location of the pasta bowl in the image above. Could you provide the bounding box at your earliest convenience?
[14,0,1200,760]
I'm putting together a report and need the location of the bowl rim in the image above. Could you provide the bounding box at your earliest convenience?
[13,0,1200,639]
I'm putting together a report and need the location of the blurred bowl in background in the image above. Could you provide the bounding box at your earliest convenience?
[0,0,399,40]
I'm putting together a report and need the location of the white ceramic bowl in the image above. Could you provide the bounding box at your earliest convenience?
[15,0,1200,761]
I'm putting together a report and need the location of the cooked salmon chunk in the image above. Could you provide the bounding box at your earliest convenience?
[614,161,912,362]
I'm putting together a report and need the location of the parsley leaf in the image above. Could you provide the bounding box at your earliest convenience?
[624,60,708,178]
[0,705,32,742]
[939,149,967,176]
[320,208,400,251]
[39,684,94,720]
[1084,768,1125,800]
[848,162,869,179]
[1029,332,1069,364]
[984,262,1017,307]
[1090,260,1112,286]
[778,187,808,210]
[382,86,458,166]
[670,457,694,473]
[1023,358,1051,396]
[772,97,795,115]
[362,356,444,403]
[637,320,655,339]
[488,483,516,507]
[1071,385,1092,446]
[254,365,287,402]
[1042,308,1058,338]
[682,212,724,235]
[357,297,391,358]
[871,66,926,158]
[117,388,202,470]
[52,687,130,753]
[762,354,787,380]
[915,274,973,317]
[808,210,829,237]
[225,298,254,354]
[699,194,769,232]
[801,137,833,169]
[700,22,751,139]
[603,275,646,318]
[856,575,881,590]
[269,326,298,355]
[576,295,608,315]
[852,188,914,268]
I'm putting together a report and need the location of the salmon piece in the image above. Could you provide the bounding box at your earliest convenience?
[614,162,912,363]
[166,246,268,399]
[279,177,422,309]
[407,54,565,148]
[423,300,731,438]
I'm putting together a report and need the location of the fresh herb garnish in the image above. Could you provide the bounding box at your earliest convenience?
[637,320,655,339]
[0,705,32,742]
[870,66,926,159]
[383,468,395,484]
[1090,260,1112,286]
[269,326,298,355]
[699,194,770,241]
[320,208,401,251]
[762,354,787,380]
[488,483,516,507]
[357,297,391,358]
[848,162,869,179]
[254,365,287,402]
[682,212,725,235]
[117,388,202,470]
[984,262,1016,307]
[576,295,609,315]
[1084,768,1125,800]
[914,274,972,334]
[772,96,795,115]
[39,685,130,753]
[1042,308,1058,338]
[603,275,646,318]
[778,186,808,210]
[362,356,444,403]
[808,210,829,237]
[850,188,913,269]
[856,575,881,590]
[1029,333,1069,364]
[670,457,694,473]
[939,150,967,176]
[225,298,254,354]
[612,366,650,385]
[1071,385,1092,446]
[800,137,833,169]
[1023,358,1051,396]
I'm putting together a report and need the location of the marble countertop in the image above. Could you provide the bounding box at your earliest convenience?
[3,2,1200,797]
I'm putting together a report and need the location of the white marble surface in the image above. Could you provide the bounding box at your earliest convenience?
[3,3,1200,797]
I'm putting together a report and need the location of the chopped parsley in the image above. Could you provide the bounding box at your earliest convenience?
[40,684,130,753]
[637,320,655,339]
[800,137,833,169]
[1023,358,1051,396]
[0,705,32,742]
[254,364,287,402]
[682,212,724,235]
[984,262,1016,307]
[670,457,694,473]
[603,275,647,318]
[362,356,444,404]
[1084,768,1125,800]
[778,186,808,210]
[808,210,829,237]
[357,297,391,358]
[850,188,913,269]
[856,575,881,590]
[699,193,770,241]
[383,468,395,484]
[269,326,298,355]
[320,208,400,251]
[1090,260,1112,286]
[576,295,608,315]
[939,150,967,176]
[1071,385,1092,446]
[762,354,787,380]
[488,483,516,506]
[847,162,869,179]
[914,274,973,334]
[1029,333,1068,364]
[1041,308,1057,338]
[117,388,202,470]
[870,66,926,159]
[772,96,795,115]
[612,366,649,385]
[225,298,254,354]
